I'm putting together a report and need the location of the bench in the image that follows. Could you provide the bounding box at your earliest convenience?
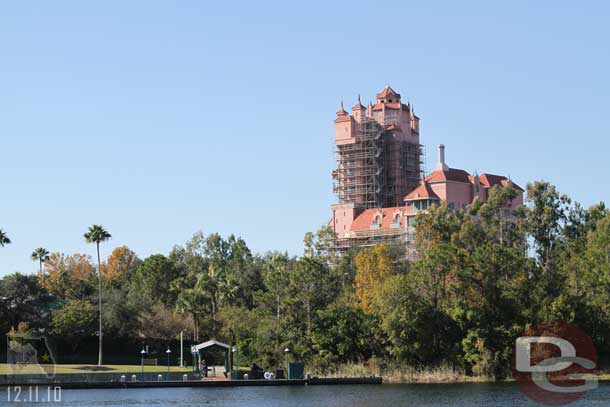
[142,358,158,366]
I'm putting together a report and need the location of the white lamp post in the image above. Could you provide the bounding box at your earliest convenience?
[140,349,146,373]
[284,347,290,378]
[232,346,239,376]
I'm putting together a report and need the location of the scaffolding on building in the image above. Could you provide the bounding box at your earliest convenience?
[332,116,424,209]
[331,102,425,261]
[329,225,419,259]
[332,116,385,209]
[384,141,424,207]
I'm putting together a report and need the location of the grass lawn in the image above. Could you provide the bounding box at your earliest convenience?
[0,364,192,375]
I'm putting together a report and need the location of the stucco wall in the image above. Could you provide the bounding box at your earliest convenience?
[331,204,358,237]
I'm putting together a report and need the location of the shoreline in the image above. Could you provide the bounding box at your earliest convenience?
[0,377,382,390]
[3,375,610,388]
[319,364,610,385]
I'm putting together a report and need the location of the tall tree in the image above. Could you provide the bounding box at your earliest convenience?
[303,225,335,261]
[290,256,332,339]
[132,254,180,306]
[31,248,50,274]
[373,273,459,365]
[102,245,140,284]
[522,181,570,275]
[312,301,375,365]
[224,235,262,308]
[83,224,111,366]
[39,253,95,299]
[170,233,213,340]
[354,244,396,314]
[0,228,11,247]
[259,252,293,321]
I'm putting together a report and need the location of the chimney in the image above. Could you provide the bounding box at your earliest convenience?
[435,144,449,171]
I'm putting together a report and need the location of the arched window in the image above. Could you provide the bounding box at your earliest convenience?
[394,213,400,223]
[373,215,381,225]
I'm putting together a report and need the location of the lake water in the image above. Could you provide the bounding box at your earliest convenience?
[3,382,610,406]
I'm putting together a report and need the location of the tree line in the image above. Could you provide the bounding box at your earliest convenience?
[0,180,609,376]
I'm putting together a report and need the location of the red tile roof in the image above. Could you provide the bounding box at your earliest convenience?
[404,182,440,201]
[350,206,406,232]
[351,101,365,110]
[478,173,524,191]
[504,179,524,192]
[376,86,400,99]
[336,105,348,116]
[425,168,472,183]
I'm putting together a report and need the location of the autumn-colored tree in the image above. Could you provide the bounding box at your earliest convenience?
[354,243,397,314]
[39,253,95,297]
[101,246,140,283]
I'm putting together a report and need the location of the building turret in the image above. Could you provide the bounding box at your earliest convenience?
[376,86,401,104]
[336,101,348,117]
[351,95,366,122]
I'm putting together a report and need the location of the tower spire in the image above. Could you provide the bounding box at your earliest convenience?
[336,101,347,115]
[352,95,365,110]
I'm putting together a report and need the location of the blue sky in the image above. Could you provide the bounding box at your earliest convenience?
[1,1,609,275]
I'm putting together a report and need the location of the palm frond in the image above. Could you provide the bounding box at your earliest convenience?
[0,228,11,247]
[84,224,112,244]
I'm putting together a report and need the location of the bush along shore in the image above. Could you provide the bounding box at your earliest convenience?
[1,181,610,379]
[315,362,492,384]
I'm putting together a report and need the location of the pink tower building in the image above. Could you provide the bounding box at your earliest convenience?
[330,87,524,258]
[332,86,422,209]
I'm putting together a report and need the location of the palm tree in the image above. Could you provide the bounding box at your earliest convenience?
[32,247,49,274]
[0,229,11,247]
[84,224,111,366]
[31,248,50,274]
